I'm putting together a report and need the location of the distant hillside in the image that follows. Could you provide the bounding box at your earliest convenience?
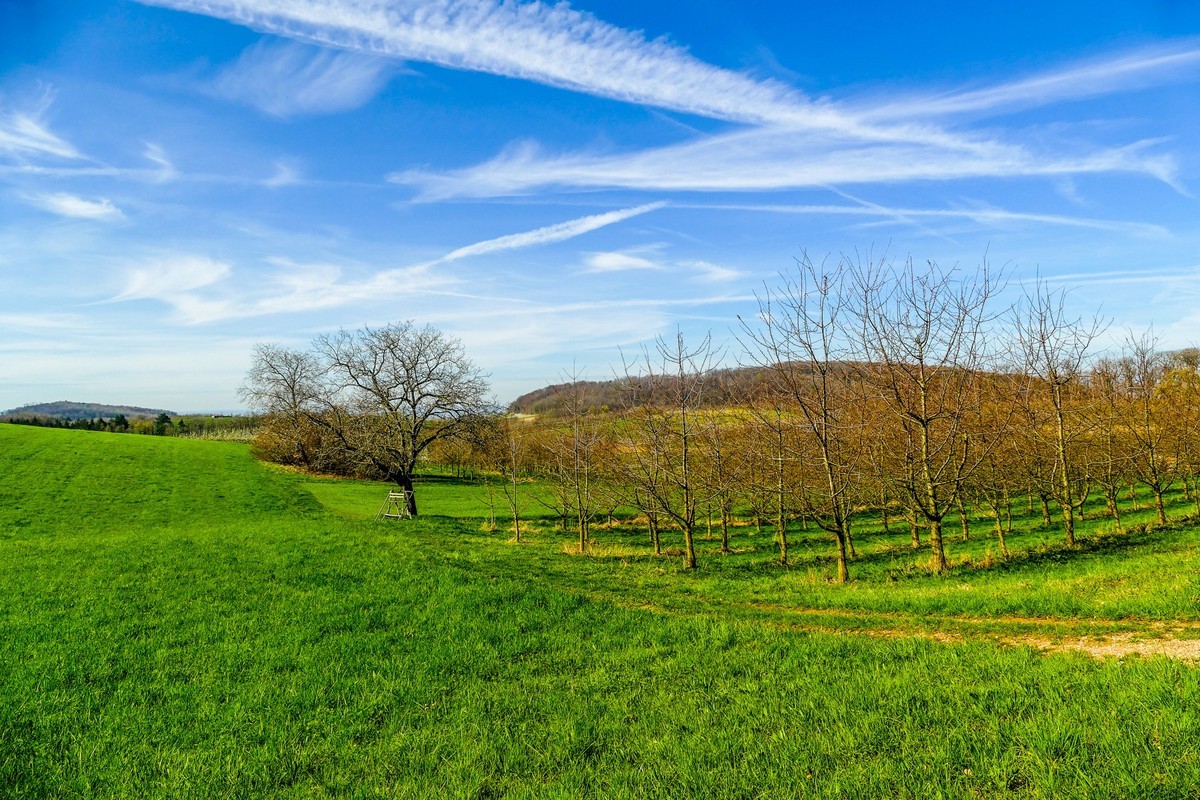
[508,379,626,415]
[507,366,782,416]
[1,401,176,422]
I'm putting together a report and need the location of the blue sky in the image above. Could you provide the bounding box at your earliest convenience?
[2,0,1199,411]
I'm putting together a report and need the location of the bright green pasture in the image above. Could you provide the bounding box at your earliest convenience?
[307,468,1200,630]
[3,424,1200,799]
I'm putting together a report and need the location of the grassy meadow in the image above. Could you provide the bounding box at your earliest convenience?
[3,423,1200,798]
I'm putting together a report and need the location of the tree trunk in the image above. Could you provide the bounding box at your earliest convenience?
[398,473,418,516]
[684,525,697,569]
[1054,386,1077,547]
[991,513,1009,559]
[720,502,731,554]
[1105,487,1124,533]
[956,495,970,542]
[776,475,788,566]
[835,531,849,584]
[929,518,948,573]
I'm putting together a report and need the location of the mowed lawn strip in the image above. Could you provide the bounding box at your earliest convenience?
[2,424,1200,798]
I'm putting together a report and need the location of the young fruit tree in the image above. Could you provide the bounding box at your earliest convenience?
[1011,281,1105,547]
[740,253,865,583]
[617,331,720,570]
[854,256,1001,574]
[240,322,494,516]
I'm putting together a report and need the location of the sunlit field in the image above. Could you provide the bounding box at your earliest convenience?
[3,423,1200,798]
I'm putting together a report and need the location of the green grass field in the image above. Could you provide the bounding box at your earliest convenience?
[3,424,1200,798]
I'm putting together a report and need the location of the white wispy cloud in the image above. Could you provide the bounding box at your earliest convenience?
[446,293,753,361]
[107,254,454,324]
[392,127,1176,199]
[244,259,451,319]
[206,38,397,116]
[104,202,668,323]
[583,250,661,273]
[580,247,743,283]
[134,0,1045,163]
[139,0,1186,201]
[142,142,178,181]
[866,42,1200,121]
[1038,265,1200,287]
[0,93,81,161]
[432,202,667,264]
[686,260,745,283]
[137,0,822,127]
[0,312,91,331]
[25,192,124,220]
[264,160,302,187]
[687,200,1170,238]
[110,255,233,303]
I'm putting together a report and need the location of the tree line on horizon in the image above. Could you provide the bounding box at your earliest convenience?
[4,412,260,438]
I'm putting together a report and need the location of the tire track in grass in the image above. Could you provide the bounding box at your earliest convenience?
[570,588,1200,662]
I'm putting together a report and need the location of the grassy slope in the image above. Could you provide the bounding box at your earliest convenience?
[307,472,1200,634]
[2,424,1200,798]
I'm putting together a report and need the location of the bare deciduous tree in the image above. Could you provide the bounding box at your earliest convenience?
[1122,331,1177,525]
[498,416,534,542]
[1011,282,1105,546]
[239,344,328,467]
[855,256,1000,573]
[740,253,865,582]
[617,331,720,570]
[241,322,494,516]
[531,369,608,553]
[1161,349,1200,516]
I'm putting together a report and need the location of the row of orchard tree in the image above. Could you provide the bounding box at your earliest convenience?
[242,255,1200,581]
[440,255,1200,581]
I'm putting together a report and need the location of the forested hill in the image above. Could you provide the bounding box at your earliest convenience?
[0,401,175,421]
[507,366,788,415]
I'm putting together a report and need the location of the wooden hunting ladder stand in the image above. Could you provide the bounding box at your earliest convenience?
[375,489,413,521]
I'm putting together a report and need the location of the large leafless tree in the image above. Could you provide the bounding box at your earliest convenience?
[241,321,493,516]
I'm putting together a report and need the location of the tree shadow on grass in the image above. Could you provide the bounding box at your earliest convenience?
[959,518,1198,573]
[503,510,1200,590]
[413,473,478,486]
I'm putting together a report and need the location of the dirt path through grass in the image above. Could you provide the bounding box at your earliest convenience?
[1021,632,1200,660]
[758,604,1200,661]
[575,589,1200,661]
